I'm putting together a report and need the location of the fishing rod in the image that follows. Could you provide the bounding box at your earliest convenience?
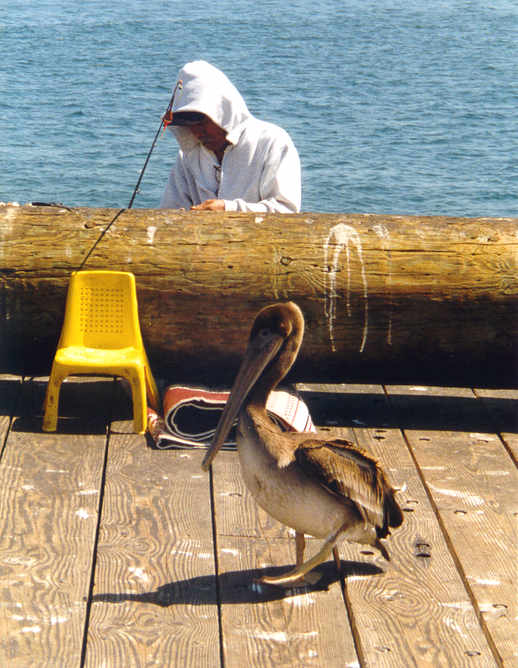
[127,79,183,209]
[77,81,183,271]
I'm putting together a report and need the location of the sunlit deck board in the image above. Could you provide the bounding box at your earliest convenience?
[0,376,111,666]
[0,374,516,667]
[385,384,518,666]
[84,416,220,667]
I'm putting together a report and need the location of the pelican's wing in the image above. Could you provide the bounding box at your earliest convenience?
[295,438,403,537]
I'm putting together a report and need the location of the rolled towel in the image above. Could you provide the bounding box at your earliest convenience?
[147,384,315,449]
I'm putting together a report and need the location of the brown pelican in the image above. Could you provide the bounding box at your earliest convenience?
[202,302,403,586]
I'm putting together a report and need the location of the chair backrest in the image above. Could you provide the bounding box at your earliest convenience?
[60,271,144,350]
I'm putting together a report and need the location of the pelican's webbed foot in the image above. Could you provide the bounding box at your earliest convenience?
[257,528,344,587]
[257,569,323,588]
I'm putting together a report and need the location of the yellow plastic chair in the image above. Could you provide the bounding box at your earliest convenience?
[43,270,159,434]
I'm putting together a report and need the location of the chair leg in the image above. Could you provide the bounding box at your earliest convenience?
[144,358,159,411]
[126,367,147,434]
[42,369,65,432]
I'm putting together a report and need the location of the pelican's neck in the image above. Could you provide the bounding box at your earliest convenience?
[248,338,300,409]
[248,382,275,411]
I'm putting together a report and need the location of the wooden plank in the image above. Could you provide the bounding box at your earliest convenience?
[85,415,220,667]
[385,384,518,667]
[211,450,360,667]
[474,388,518,463]
[298,383,497,667]
[0,377,111,667]
[0,374,20,451]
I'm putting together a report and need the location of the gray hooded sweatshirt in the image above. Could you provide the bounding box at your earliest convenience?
[160,61,301,213]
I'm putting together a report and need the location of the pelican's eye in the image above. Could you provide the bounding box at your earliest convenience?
[257,327,272,340]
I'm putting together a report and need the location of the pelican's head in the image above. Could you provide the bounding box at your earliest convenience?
[201,302,305,471]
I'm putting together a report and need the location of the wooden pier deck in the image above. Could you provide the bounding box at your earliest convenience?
[0,374,516,667]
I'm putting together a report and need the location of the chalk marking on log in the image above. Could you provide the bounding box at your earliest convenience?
[272,247,280,300]
[372,223,393,346]
[0,206,18,265]
[146,225,157,244]
[324,223,369,353]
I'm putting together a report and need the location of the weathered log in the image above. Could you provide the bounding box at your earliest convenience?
[1,205,517,386]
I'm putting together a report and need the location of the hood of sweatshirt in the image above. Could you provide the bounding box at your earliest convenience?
[169,61,251,152]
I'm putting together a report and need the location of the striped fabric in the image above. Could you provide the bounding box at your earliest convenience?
[147,385,315,450]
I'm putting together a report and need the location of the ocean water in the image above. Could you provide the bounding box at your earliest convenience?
[1,0,517,216]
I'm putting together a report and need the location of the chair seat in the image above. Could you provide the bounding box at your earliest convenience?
[55,345,145,368]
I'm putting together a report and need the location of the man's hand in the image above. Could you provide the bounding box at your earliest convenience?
[191,199,225,211]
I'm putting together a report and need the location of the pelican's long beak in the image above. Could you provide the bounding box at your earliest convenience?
[201,332,284,471]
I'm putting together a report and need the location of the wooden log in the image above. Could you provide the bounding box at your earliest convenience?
[1,204,517,386]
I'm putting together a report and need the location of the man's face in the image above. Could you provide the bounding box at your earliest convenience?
[189,116,228,154]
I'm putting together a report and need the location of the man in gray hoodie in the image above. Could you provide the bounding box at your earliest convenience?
[160,61,301,213]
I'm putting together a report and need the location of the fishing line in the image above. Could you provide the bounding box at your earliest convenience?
[77,207,126,270]
[76,80,183,272]
[127,79,183,209]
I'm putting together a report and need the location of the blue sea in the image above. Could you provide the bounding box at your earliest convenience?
[1,0,517,216]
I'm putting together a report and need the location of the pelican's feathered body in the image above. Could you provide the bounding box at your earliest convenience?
[202,302,403,585]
